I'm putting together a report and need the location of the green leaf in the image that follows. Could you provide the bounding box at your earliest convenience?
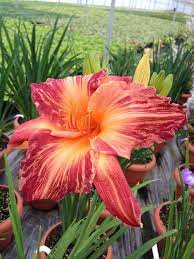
[132,179,159,195]
[83,53,101,74]
[182,232,194,258]
[126,229,177,259]
[158,74,173,97]
[4,154,25,259]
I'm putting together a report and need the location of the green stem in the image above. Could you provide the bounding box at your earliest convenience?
[185,139,189,168]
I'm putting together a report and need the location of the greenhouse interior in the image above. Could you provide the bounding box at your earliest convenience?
[0,0,193,258]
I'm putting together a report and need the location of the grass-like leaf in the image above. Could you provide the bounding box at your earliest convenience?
[4,153,25,259]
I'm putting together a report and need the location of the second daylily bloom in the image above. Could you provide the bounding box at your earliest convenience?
[9,71,186,227]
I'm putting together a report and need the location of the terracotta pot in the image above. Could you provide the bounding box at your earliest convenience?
[0,185,23,251]
[0,134,10,176]
[178,92,192,106]
[38,222,113,259]
[173,164,194,202]
[30,199,57,211]
[154,142,166,154]
[153,201,169,235]
[188,141,194,164]
[124,154,156,187]
[153,201,194,255]
[187,123,194,137]
[18,173,57,211]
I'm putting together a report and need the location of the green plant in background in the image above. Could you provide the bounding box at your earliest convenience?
[0,17,81,119]
[59,193,90,232]
[119,147,153,169]
[0,29,18,135]
[149,70,173,97]
[83,53,101,75]
[161,183,194,258]
[4,154,25,259]
[48,194,126,259]
[151,39,194,103]
[3,154,179,259]
[109,46,140,76]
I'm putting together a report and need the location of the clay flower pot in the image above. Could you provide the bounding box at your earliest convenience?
[178,92,192,106]
[0,185,23,251]
[18,173,57,211]
[153,201,169,235]
[154,200,194,255]
[30,199,57,211]
[13,115,25,129]
[188,139,194,164]
[0,134,10,176]
[173,164,194,202]
[187,123,194,137]
[38,222,113,259]
[124,154,156,187]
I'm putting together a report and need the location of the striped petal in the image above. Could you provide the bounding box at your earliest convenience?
[31,76,92,128]
[108,75,132,84]
[89,82,186,158]
[8,116,58,148]
[87,70,132,95]
[19,130,94,202]
[93,153,141,226]
[20,130,94,202]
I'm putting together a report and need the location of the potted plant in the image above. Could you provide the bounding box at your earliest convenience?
[151,39,193,104]
[187,119,194,137]
[153,148,194,259]
[0,29,18,175]
[153,198,194,258]
[188,136,194,163]
[120,147,156,187]
[173,164,194,202]
[38,195,125,259]
[1,18,81,120]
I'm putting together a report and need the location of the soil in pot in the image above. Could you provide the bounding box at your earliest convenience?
[159,202,193,231]
[0,135,9,152]
[0,189,10,222]
[44,225,110,259]
[0,134,9,175]
[124,148,156,187]
[0,185,23,251]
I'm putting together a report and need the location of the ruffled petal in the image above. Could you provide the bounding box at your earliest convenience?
[19,130,94,202]
[8,116,58,148]
[87,70,132,95]
[93,153,142,226]
[89,82,186,158]
[108,75,132,84]
[31,76,92,127]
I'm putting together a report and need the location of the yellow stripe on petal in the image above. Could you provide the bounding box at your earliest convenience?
[8,116,59,148]
[94,153,142,227]
[19,130,94,202]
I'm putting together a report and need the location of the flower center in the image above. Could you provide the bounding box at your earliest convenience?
[67,111,99,137]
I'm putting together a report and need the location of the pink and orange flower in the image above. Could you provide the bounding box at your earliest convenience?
[9,70,186,227]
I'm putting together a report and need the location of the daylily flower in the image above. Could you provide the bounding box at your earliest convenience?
[181,168,194,186]
[9,71,186,227]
